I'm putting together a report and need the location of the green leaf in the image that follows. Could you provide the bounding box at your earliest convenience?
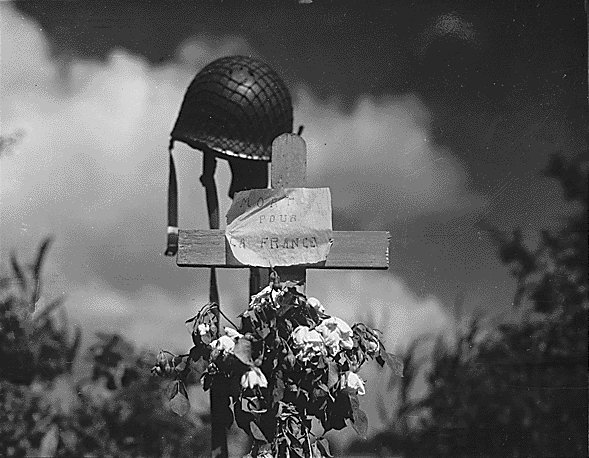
[273,376,285,404]
[10,251,27,293]
[190,356,209,379]
[276,300,295,317]
[351,407,368,439]
[348,392,360,411]
[169,381,190,416]
[382,351,404,377]
[67,325,82,366]
[375,354,385,367]
[31,237,52,304]
[327,361,339,388]
[33,237,52,279]
[39,423,59,457]
[167,380,179,399]
[311,442,323,458]
[234,337,254,366]
[316,438,333,457]
[257,324,270,339]
[201,331,213,345]
[189,344,208,361]
[250,421,268,442]
[290,446,305,458]
[325,391,351,431]
[203,373,212,391]
[316,382,330,393]
[233,399,253,432]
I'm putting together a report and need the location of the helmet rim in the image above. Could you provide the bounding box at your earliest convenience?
[170,55,292,162]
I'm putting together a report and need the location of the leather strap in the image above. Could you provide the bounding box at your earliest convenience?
[165,142,179,256]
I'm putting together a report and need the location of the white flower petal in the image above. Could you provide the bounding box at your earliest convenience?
[197,323,210,336]
[341,335,354,350]
[211,335,236,353]
[224,327,242,339]
[292,326,311,347]
[307,297,325,314]
[241,367,267,389]
[346,372,366,395]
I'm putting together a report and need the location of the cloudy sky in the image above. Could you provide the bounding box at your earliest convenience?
[0,0,586,434]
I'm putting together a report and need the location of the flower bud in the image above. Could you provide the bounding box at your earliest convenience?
[151,366,163,376]
[366,340,379,354]
[155,350,175,375]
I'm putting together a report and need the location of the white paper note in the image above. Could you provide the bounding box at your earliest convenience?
[225,187,333,267]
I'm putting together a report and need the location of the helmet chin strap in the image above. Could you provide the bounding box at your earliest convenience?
[165,140,179,257]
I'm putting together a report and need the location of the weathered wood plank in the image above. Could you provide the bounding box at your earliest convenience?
[270,134,308,283]
[271,134,307,189]
[177,229,390,269]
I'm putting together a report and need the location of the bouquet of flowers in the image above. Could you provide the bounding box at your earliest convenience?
[152,273,402,457]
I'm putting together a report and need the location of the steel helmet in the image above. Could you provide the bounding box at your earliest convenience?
[165,56,294,256]
[170,55,293,161]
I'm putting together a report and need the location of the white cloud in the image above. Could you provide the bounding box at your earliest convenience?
[307,270,450,352]
[65,282,203,352]
[296,89,485,229]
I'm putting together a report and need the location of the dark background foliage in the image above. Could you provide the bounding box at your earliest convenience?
[0,241,210,457]
[348,155,588,457]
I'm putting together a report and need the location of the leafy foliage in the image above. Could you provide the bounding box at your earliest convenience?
[0,239,208,457]
[155,273,403,457]
[1,238,78,385]
[348,154,588,457]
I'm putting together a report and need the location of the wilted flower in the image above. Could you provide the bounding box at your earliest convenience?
[209,327,243,354]
[210,335,236,353]
[241,367,268,389]
[197,323,210,336]
[291,326,325,361]
[344,371,366,395]
[292,326,322,347]
[307,297,325,314]
[316,317,354,355]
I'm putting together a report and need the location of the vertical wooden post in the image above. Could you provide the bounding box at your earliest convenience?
[203,156,228,458]
[271,134,308,287]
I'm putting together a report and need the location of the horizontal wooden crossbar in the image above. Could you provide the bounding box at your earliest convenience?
[177,229,390,269]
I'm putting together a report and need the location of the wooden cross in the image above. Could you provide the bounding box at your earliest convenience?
[177,134,390,276]
[175,133,389,458]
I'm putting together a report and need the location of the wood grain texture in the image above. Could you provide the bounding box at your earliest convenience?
[270,134,308,282]
[271,134,307,188]
[177,229,390,269]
